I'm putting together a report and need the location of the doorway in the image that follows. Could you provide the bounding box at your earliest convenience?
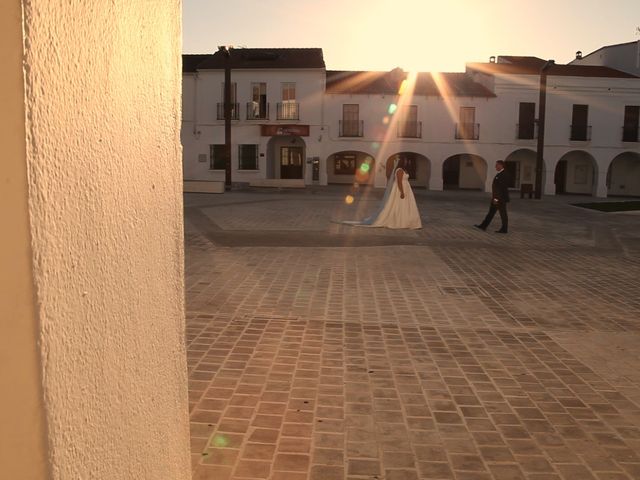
[280,146,303,179]
[555,160,567,194]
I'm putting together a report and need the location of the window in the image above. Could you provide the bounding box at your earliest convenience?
[457,107,478,139]
[279,83,298,119]
[238,144,258,170]
[623,105,639,142]
[517,102,536,139]
[218,82,238,119]
[250,82,268,119]
[210,144,226,170]
[570,104,589,141]
[398,105,419,137]
[334,153,356,174]
[341,105,361,136]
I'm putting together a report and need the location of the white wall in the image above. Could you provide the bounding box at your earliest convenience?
[571,42,640,76]
[21,2,190,479]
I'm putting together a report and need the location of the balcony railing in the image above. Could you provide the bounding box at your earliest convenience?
[276,102,300,120]
[246,102,269,120]
[339,120,364,137]
[516,123,538,140]
[455,123,480,140]
[570,124,592,141]
[622,126,640,142]
[216,103,240,120]
[397,121,422,138]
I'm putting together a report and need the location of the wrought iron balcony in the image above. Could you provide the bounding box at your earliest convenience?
[455,123,479,140]
[516,123,538,140]
[397,121,422,138]
[339,120,364,137]
[569,124,592,141]
[622,126,640,142]
[246,102,269,120]
[276,102,300,120]
[216,103,239,120]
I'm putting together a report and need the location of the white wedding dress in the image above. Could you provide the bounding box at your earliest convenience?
[369,168,422,229]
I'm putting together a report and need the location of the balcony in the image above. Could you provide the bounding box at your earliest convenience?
[339,120,364,137]
[455,123,479,140]
[216,103,239,121]
[622,126,640,142]
[397,121,422,138]
[246,102,269,120]
[276,102,300,120]
[516,123,538,140]
[569,124,592,141]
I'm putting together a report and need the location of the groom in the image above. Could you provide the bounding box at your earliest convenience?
[475,160,510,234]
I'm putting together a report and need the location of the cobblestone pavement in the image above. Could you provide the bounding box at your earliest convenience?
[184,187,640,480]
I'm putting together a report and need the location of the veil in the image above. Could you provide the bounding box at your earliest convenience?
[341,157,398,225]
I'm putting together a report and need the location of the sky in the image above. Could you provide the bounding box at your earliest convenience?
[182,0,640,72]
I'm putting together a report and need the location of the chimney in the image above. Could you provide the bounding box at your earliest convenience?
[489,56,496,63]
[575,50,582,60]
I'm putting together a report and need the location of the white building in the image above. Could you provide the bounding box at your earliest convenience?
[182,46,640,197]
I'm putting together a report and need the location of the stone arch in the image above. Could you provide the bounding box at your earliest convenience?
[554,150,597,195]
[266,136,307,180]
[442,154,487,190]
[607,151,640,197]
[504,148,537,190]
[386,152,432,189]
[326,150,376,185]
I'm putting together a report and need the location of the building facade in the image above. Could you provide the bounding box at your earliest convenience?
[182,46,640,197]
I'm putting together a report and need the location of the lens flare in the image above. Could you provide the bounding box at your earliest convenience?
[398,79,408,95]
[345,195,355,205]
[211,435,229,448]
[371,142,380,150]
[382,116,390,125]
[360,163,370,173]
[388,104,397,115]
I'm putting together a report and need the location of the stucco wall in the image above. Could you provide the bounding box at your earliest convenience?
[21,1,190,479]
[0,1,49,478]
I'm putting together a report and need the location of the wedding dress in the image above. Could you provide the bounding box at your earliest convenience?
[369,168,422,229]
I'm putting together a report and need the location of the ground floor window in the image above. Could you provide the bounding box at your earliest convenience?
[209,144,226,170]
[334,154,356,174]
[239,144,259,170]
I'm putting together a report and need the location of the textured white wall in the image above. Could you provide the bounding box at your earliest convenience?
[21,1,190,479]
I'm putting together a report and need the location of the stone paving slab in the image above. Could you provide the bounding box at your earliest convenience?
[184,188,640,480]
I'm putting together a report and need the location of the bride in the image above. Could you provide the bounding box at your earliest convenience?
[344,158,422,229]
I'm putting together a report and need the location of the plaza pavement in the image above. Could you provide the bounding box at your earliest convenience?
[184,186,640,480]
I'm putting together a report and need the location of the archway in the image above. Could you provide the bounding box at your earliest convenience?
[554,150,597,195]
[607,151,640,197]
[442,154,487,190]
[386,152,431,188]
[504,149,537,190]
[266,136,307,180]
[326,150,375,185]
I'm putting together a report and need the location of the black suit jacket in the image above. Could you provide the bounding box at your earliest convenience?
[492,170,511,203]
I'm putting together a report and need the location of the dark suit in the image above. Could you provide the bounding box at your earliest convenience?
[479,169,510,232]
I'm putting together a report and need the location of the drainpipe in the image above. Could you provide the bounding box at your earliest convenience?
[193,72,199,137]
[535,59,554,199]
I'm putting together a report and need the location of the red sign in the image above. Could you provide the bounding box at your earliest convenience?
[261,124,310,137]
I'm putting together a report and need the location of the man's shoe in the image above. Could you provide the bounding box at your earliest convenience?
[495,229,508,234]
[474,224,486,231]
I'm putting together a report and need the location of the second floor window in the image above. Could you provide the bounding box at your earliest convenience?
[398,105,419,137]
[279,83,298,119]
[623,105,639,142]
[517,102,536,139]
[250,82,268,119]
[218,82,238,120]
[457,107,478,139]
[571,104,590,141]
[341,104,361,136]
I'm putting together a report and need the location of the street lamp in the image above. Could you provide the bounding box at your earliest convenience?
[534,59,555,199]
[218,46,232,188]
